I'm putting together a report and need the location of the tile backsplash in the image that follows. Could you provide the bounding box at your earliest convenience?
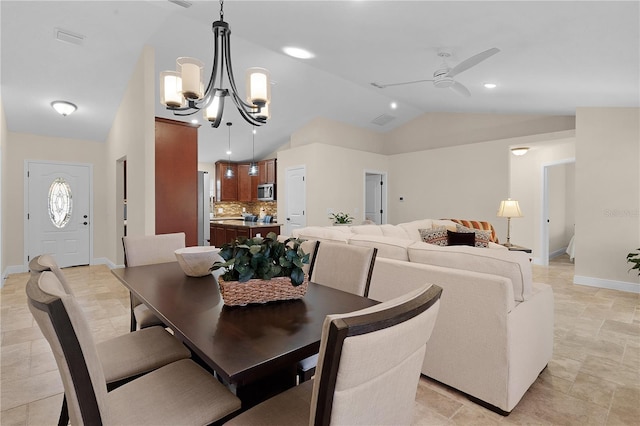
[213,201,277,218]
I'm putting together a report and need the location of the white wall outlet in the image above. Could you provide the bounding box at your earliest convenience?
[218,207,224,213]
[242,207,246,212]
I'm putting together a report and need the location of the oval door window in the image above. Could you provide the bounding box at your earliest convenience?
[48,177,73,228]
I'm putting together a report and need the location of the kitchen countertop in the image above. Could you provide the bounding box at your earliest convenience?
[210,219,281,228]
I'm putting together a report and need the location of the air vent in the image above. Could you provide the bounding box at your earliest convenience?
[168,0,192,8]
[371,114,396,126]
[54,28,84,46]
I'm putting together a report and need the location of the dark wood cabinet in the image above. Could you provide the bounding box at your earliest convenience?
[210,222,281,247]
[215,161,238,201]
[155,117,199,247]
[258,159,276,185]
[238,163,258,202]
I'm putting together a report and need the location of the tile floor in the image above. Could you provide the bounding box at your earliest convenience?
[1,255,638,425]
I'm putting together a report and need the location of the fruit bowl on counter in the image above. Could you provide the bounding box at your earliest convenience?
[174,246,222,277]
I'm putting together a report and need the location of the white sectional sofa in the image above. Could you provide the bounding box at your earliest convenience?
[291,219,554,414]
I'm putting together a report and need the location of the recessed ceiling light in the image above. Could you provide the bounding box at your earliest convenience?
[51,101,77,116]
[483,82,497,89]
[282,46,314,59]
[390,102,398,110]
[226,150,232,155]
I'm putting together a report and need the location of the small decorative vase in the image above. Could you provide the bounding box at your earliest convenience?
[218,276,309,306]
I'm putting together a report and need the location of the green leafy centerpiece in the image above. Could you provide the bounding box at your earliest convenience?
[211,232,310,306]
[330,212,354,225]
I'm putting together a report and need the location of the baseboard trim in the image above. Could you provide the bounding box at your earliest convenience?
[549,247,568,259]
[574,275,640,294]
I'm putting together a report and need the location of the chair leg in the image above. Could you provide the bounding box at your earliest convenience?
[58,394,69,426]
[129,292,137,332]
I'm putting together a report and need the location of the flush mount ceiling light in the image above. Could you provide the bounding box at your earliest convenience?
[51,101,77,117]
[282,46,314,59]
[511,147,530,156]
[160,0,270,128]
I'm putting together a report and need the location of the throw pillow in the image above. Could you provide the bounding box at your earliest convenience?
[447,230,476,246]
[455,224,491,248]
[419,226,448,246]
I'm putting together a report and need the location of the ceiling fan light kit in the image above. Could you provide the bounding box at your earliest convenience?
[371,47,500,98]
[159,0,270,128]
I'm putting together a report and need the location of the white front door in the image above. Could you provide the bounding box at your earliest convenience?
[27,161,92,267]
[285,166,306,236]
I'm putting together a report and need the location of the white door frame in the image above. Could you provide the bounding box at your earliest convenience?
[363,170,388,225]
[540,158,575,266]
[24,159,94,268]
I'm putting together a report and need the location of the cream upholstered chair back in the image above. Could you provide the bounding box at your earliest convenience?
[29,254,73,295]
[26,271,110,425]
[122,232,186,267]
[309,241,377,297]
[310,284,442,425]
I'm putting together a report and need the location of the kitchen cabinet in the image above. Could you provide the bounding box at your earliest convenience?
[258,159,276,184]
[237,163,258,202]
[155,117,199,246]
[210,220,281,247]
[215,161,238,201]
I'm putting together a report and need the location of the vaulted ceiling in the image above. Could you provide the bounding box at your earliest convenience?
[2,1,638,163]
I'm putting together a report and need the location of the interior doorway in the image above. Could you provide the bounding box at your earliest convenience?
[285,165,306,236]
[364,171,387,225]
[541,159,575,266]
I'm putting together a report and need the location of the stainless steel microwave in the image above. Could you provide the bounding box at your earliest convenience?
[257,183,275,201]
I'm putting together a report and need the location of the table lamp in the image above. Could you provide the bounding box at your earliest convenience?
[497,199,523,247]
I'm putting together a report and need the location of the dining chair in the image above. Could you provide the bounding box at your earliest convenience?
[226,283,443,426]
[26,270,241,426]
[122,232,186,331]
[29,254,192,426]
[298,241,378,382]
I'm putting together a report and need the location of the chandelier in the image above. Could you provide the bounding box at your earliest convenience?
[159,0,270,128]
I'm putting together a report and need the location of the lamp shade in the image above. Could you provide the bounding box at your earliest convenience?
[160,71,184,108]
[497,199,523,218]
[246,67,270,106]
[177,57,204,100]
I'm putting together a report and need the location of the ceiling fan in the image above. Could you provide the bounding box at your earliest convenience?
[371,48,500,97]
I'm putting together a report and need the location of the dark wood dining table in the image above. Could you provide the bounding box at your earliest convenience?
[111,261,377,408]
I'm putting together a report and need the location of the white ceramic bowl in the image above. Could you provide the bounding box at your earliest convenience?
[174,246,222,277]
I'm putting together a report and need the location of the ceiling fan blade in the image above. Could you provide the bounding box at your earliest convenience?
[450,81,471,97]
[446,47,500,78]
[371,79,434,89]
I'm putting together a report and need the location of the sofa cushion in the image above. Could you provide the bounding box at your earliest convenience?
[398,219,434,241]
[350,225,384,236]
[447,230,475,247]
[419,227,448,246]
[407,241,533,302]
[455,224,491,248]
[292,226,351,243]
[379,224,410,239]
[347,235,413,261]
[448,219,499,243]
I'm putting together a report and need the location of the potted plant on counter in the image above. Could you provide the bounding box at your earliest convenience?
[211,232,311,306]
[330,212,354,225]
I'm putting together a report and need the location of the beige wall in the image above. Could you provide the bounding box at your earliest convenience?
[1,99,6,275]
[277,143,389,229]
[384,112,576,155]
[105,45,156,265]
[290,116,386,154]
[387,138,510,229]
[575,107,640,290]
[2,133,107,270]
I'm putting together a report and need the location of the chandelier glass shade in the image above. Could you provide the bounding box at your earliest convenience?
[159,1,270,128]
